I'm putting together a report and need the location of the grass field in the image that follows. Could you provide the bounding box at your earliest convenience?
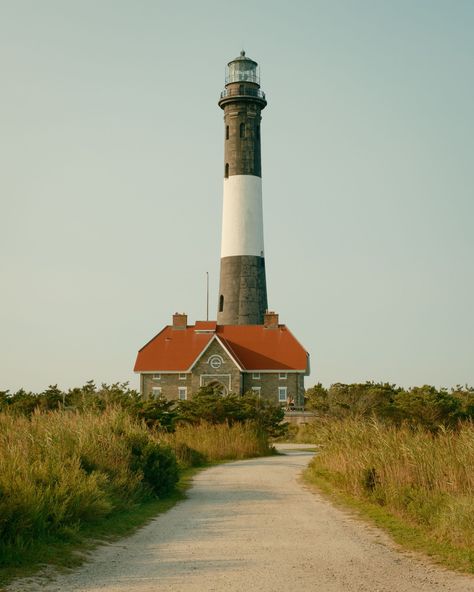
[304,418,474,572]
[0,407,271,586]
[161,421,273,464]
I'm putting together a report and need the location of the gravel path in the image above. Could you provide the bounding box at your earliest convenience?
[8,445,474,592]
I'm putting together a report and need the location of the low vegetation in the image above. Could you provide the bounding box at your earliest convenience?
[0,407,178,568]
[162,421,272,464]
[301,381,474,572]
[0,383,279,582]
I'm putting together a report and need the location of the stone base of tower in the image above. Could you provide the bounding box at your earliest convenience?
[217,255,268,325]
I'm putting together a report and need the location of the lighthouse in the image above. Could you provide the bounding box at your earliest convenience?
[134,52,310,405]
[217,51,268,325]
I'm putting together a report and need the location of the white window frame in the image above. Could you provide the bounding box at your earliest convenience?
[252,372,261,379]
[151,387,162,398]
[251,386,261,396]
[278,386,287,402]
[279,372,287,380]
[178,387,187,401]
[152,374,161,381]
[179,373,187,380]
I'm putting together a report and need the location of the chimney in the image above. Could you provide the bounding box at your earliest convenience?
[172,312,187,330]
[264,310,279,329]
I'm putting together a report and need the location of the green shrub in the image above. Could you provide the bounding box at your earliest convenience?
[177,387,285,437]
[126,433,179,496]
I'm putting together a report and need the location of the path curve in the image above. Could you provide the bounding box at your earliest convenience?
[8,445,474,592]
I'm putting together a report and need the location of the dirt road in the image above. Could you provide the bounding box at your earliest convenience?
[8,445,474,591]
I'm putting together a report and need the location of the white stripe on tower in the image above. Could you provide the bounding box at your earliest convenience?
[221,175,264,258]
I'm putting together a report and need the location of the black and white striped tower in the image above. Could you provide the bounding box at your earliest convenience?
[217,51,268,325]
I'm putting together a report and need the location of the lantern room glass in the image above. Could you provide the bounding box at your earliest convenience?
[226,58,260,85]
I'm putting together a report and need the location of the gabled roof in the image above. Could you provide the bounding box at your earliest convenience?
[134,321,309,373]
[217,325,307,371]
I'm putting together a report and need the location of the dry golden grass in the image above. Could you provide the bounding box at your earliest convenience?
[305,418,474,553]
[160,421,273,464]
[0,407,175,564]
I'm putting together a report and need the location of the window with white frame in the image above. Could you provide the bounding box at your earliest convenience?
[152,374,161,381]
[279,373,287,380]
[179,373,186,380]
[252,386,261,395]
[278,386,287,402]
[252,372,260,379]
[178,387,187,401]
[152,387,162,398]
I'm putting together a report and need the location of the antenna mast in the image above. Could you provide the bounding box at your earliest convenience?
[206,272,209,321]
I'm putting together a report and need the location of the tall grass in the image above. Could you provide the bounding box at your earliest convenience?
[161,421,273,465]
[0,407,178,565]
[305,418,474,556]
[0,408,272,569]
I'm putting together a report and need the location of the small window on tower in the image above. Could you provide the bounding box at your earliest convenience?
[240,123,245,138]
[226,125,229,140]
[219,294,224,312]
[257,124,260,140]
[225,163,229,178]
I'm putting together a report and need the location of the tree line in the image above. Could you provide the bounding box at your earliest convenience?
[0,382,286,437]
[305,382,474,430]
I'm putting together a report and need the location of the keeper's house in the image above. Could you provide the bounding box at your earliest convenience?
[134,312,309,406]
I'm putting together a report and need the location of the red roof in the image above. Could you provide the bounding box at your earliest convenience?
[134,322,309,372]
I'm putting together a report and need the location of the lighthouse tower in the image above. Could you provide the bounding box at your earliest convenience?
[217,51,268,325]
[134,52,311,403]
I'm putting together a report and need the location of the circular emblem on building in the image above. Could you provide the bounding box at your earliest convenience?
[209,355,223,369]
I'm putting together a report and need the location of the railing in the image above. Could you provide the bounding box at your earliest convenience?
[220,87,266,100]
[284,406,312,413]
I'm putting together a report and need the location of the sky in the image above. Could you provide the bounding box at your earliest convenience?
[1,0,473,393]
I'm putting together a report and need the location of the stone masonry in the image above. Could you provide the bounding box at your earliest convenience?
[141,337,305,406]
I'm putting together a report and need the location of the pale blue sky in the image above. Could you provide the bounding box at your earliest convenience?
[1,0,473,392]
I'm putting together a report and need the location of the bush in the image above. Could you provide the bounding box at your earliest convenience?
[177,387,286,437]
[305,382,474,430]
[125,433,179,496]
[0,407,178,563]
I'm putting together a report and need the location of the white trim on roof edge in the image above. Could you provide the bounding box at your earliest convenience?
[187,335,244,372]
[135,368,307,374]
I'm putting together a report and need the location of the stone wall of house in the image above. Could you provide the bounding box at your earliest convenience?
[141,339,242,401]
[242,372,304,405]
[141,335,306,405]
[190,339,242,395]
[142,372,193,401]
